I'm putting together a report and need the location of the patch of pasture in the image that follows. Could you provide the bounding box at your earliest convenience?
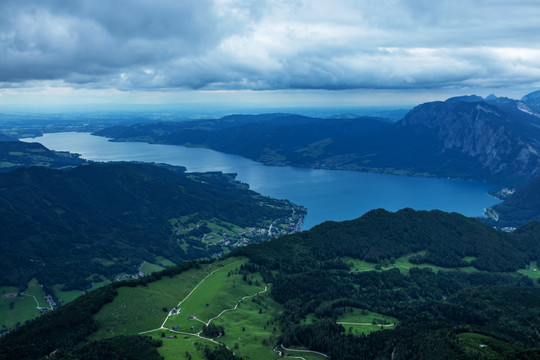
[163,258,259,328]
[345,253,481,275]
[150,331,216,360]
[518,261,540,279]
[336,308,397,336]
[90,257,248,340]
[90,266,211,340]
[211,291,281,360]
[52,285,83,304]
[0,281,45,330]
[458,332,515,358]
[140,261,166,275]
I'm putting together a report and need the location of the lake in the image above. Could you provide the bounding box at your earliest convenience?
[25,132,500,229]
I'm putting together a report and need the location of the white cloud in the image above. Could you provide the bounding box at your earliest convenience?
[1,0,540,98]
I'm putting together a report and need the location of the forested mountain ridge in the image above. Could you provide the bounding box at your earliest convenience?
[94,91,540,185]
[485,173,540,227]
[2,209,540,360]
[0,162,300,291]
[390,99,540,184]
[0,139,84,172]
[236,208,540,273]
[94,113,392,167]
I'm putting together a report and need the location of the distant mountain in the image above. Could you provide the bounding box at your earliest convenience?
[0,140,84,172]
[95,92,540,185]
[95,114,393,167]
[485,173,540,227]
[521,90,540,114]
[0,133,16,141]
[0,162,299,290]
[444,94,485,103]
[385,99,540,184]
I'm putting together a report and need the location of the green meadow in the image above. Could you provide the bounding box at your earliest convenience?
[209,290,281,359]
[346,253,479,274]
[90,257,249,340]
[90,266,215,339]
[336,308,397,336]
[458,332,516,358]
[518,261,540,279]
[89,256,286,359]
[152,334,221,360]
[0,279,45,329]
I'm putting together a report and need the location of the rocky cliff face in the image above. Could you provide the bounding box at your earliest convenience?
[521,90,540,114]
[395,100,540,184]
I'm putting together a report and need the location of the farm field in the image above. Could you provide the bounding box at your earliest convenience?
[336,308,397,336]
[518,261,540,279]
[90,256,287,359]
[0,279,46,330]
[89,262,226,339]
[346,253,480,275]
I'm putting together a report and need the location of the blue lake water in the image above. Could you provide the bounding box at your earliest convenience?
[25,132,501,229]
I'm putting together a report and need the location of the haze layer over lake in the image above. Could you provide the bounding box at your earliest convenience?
[26,132,500,229]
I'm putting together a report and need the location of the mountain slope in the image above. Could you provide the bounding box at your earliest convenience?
[95,114,392,167]
[384,100,540,183]
[238,208,539,273]
[485,173,540,227]
[0,140,84,172]
[94,92,540,185]
[2,209,540,360]
[0,162,300,290]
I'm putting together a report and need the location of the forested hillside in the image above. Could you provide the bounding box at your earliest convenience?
[0,162,299,291]
[485,173,540,227]
[2,209,540,360]
[0,140,83,172]
[94,92,540,185]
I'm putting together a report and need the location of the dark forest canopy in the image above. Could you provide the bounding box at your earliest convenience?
[235,208,540,273]
[487,173,540,227]
[0,162,296,290]
[2,209,540,359]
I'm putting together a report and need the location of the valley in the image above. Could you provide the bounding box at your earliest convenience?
[2,94,540,359]
[3,209,540,359]
[3,1,540,358]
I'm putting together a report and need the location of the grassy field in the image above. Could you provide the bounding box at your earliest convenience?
[336,308,397,336]
[346,253,480,275]
[52,285,83,304]
[90,256,289,359]
[90,257,249,340]
[210,290,281,359]
[0,279,46,330]
[151,332,221,360]
[162,260,263,330]
[458,332,515,358]
[278,345,329,360]
[52,274,110,305]
[140,261,166,274]
[518,261,540,279]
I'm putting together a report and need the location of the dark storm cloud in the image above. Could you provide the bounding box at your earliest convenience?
[1,0,540,92]
[0,0,225,81]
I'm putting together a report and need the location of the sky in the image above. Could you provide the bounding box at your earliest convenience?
[1,0,540,111]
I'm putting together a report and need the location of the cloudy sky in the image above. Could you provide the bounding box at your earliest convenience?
[1,0,540,110]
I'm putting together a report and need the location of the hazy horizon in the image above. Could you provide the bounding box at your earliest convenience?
[1,1,540,110]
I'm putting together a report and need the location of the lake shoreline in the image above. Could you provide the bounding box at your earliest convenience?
[24,132,502,230]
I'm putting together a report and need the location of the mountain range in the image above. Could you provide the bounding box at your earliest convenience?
[95,90,540,186]
[2,208,540,360]
[0,139,84,172]
[0,162,300,292]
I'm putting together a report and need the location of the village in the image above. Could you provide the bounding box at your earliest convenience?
[174,205,305,258]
